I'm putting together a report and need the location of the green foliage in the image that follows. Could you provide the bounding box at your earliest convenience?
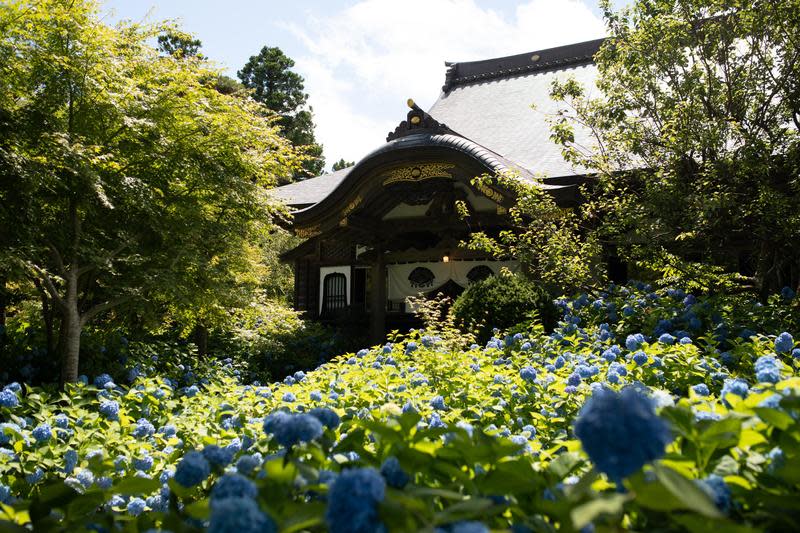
[451,272,558,342]
[331,158,355,171]
[0,284,799,531]
[213,299,358,382]
[548,0,800,295]
[0,0,299,381]
[465,173,606,295]
[238,46,325,179]
[156,30,203,58]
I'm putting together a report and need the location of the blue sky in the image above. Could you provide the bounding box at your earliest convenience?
[102,1,626,170]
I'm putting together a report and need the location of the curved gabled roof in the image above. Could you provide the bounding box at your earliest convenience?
[273,38,603,209]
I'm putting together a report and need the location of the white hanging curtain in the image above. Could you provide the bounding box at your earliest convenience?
[386,260,519,300]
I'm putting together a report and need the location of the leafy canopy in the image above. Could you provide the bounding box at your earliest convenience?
[238,46,325,179]
[548,0,800,294]
[0,0,298,380]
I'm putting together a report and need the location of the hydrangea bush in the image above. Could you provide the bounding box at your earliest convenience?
[0,283,799,531]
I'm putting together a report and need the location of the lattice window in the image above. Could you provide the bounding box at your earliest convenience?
[321,273,348,315]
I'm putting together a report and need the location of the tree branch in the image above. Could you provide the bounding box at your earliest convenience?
[80,295,130,326]
[26,262,67,311]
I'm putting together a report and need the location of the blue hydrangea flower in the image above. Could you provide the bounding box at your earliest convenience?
[282,392,296,402]
[99,400,120,420]
[174,450,211,487]
[658,333,675,345]
[448,521,490,533]
[54,414,69,429]
[678,337,693,345]
[94,374,114,388]
[310,390,323,402]
[75,469,94,488]
[430,396,446,410]
[326,468,385,533]
[209,496,276,533]
[567,373,581,387]
[0,390,19,409]
[133,454,154,471]
[263,412,323,447]
[203,445,234,467]
[310,407,340,429]
[606,372,620,384]
[625,334,645,351]
[691,384,710,396]
[721,378,749,407]
[520,366,537,382]
[380,456,410,489]
[0,483,11,504]
[236,453,262,475]
[185,385,200,397]
[574,387,672,485]
[132,418,156,439]
[554,356,566,369]
[781,286,796,300]
[428,413,447,429]
[696,474,732,514]
[211,473,258,501]
[775,332,794,353]
[632,352,648,366]
[32,423,52,443]
[127,497,146,516]
[601,348,618,362]
[64,449,78,474]
[97,476,112,489]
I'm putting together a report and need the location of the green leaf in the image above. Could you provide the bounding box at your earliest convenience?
[652,463,722,518]
[113,477,161,495]
[570,492,630,529]
[753,408,794,430]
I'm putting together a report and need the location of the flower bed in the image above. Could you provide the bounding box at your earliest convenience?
[0,283,799,532]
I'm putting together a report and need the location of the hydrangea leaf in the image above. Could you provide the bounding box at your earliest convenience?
[570,492,631,529]
[652,463,723,518]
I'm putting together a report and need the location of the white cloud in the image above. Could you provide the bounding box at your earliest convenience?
[286,0,606,169]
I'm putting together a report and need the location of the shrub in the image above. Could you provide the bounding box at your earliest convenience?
[451,274,557,342]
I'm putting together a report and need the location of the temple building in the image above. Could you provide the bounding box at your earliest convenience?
[273,38,604,342]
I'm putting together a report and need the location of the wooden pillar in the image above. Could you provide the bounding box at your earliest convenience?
[370,248,386,344]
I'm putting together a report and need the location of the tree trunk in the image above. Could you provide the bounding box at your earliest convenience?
[60,308,81,384]
[60,272,82,385]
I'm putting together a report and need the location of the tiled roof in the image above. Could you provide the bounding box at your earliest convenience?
[273,39,603,208]
[271,167,351,207]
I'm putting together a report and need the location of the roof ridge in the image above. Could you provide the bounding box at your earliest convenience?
[442,37,605,93]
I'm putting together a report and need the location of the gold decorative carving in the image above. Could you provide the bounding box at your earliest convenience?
[477,183,504,203]
[295,225,321,238]
[341,195,363,218]
[382,163,455,186]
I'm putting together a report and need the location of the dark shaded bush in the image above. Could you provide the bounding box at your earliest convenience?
[451,274,558,343]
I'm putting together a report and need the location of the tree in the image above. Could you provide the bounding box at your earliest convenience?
[332,158,355,171]
[238,46,324,180]
[157,30,203,58]
[0,0,297,383]
[546,0,800,295]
